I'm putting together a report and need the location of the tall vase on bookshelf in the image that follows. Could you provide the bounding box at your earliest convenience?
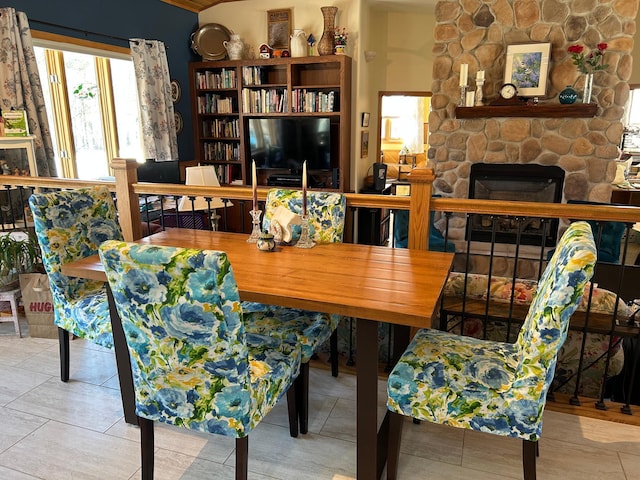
[317,6,337,56]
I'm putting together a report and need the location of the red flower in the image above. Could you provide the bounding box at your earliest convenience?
[568,43,608,74]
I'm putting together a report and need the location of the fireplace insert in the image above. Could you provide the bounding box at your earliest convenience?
[467,163,565,246]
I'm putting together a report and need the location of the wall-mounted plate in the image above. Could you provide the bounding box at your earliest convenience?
[190,23,231,61]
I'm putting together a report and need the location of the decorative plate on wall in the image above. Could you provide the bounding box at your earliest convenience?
[190,23,232,61]
[174,112,183,135]
[170,79,181,103]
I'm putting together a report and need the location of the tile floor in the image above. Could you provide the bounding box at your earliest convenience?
[1,323,639,480]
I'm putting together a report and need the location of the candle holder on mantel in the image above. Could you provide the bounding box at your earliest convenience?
[295,214,316,248]
[459,86,467,107]
[475,78,485,106]
[247,209,263,243]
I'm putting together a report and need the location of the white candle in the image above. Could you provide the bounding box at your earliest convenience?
[459,63,468,87]
[476,70,485,81]
[252,160,258,211]
[302,160,307,216]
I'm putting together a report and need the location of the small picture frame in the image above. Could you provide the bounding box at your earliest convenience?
[504,42,551,97]
[361,112,370,128]
[267,9,291,50]
[361,130,369,159]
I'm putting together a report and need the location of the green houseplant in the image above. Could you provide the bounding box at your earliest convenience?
[0,231,42,291]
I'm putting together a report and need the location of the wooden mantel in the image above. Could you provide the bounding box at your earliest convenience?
[455,103,598,119]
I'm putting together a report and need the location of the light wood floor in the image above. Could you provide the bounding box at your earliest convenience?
[1,326,639,480]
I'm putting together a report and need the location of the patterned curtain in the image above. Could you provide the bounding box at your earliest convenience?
[129,39,178,161]
[0,7,56,176]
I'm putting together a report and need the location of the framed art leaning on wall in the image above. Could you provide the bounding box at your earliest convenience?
[504,42,551,97]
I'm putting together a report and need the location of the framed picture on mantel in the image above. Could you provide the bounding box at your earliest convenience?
[504,42,551,97]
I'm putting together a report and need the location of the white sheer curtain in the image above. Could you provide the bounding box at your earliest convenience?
[129,39,178,161]
[382,95,425,154]
[0,7,56,176]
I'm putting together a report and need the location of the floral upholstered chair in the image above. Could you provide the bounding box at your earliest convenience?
[98,241,301,480]
[386,221,597,480]
[29,186,122,381]
[243,188,346,435]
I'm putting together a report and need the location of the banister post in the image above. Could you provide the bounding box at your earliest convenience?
[111,158,142,241]
[407,167,435,251]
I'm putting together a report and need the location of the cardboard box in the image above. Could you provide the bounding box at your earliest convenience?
[2,110,29,137]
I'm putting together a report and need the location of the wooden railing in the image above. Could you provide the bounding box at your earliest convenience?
[3,158,640,414]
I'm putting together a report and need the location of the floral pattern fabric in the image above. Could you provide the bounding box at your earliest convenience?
[98,241,301,437]
[29,186,122,348]
[0,8,56,176]
[262,189,346,244]
[129,39,178,162]
[387,221,597,441]
[442,271,628,396]
[243,188,346,363]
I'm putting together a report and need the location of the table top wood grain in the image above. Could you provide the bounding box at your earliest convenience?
[62,229,454,329]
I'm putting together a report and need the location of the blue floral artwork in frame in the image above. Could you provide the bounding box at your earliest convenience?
[504,43,551,97]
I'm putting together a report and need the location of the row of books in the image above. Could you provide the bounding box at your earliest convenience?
[213,164,240,185]
[202,118,240,139]
[196,69,237,89]
[197,94,237,114]
[203,141,240,162]
[241,66,270,86]
[242,88,288,113]
[291,90,337,113]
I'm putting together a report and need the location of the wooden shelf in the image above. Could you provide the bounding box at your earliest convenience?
[455,103,598,118]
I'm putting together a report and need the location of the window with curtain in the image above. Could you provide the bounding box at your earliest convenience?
[33,39,142,180]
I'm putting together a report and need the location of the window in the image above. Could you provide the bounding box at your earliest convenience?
[380,94,431,153]
[33,37,142,179]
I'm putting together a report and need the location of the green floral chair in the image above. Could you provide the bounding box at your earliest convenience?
[29,186,122,381]
[244,188,346,434]
[386,221,597,480]
[98,241,301,480]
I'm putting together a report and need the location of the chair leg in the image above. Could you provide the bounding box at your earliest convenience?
[139,418,155,480]
[522,439,537,480]
[286,384,299,438]
[58,327,70,382]
[387,412,404,480]
[295,362,310,434]
[330,329,339,377]
[236,436,248,480]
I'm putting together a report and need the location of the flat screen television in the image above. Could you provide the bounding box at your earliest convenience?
[248,117,331,174]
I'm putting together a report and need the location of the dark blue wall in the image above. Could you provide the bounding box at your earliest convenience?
[6,0,199,161]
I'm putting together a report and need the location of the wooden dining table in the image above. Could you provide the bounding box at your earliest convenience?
[62,229,454,480]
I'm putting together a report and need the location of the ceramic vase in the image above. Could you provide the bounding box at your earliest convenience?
[223,34,244,60]
[582,73,594,104]
[317,6,337,56]
[290,29,307,57]
[559,85,578,104]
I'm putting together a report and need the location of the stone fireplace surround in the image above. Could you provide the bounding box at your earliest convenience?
[428,0,638,203]
[426,0,638,276]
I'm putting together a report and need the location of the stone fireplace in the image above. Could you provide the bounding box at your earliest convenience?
[426,0,637,276]
[428,0,637,204]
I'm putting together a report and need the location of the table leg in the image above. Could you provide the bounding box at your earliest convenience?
[357,318,385,480]
[107,286,138,425]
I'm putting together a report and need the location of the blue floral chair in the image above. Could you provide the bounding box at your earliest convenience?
[29,186,122,381]
[244,188,346,434]
[98,241,301,480]
[386,221,597,480]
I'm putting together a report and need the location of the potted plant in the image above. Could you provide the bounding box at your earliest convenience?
[334,27,348,54]
[0,231,41,291]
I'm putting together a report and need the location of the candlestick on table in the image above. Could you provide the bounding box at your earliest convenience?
[297,160,315,248]
[252,160,258,211]
[302,160,307,217]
